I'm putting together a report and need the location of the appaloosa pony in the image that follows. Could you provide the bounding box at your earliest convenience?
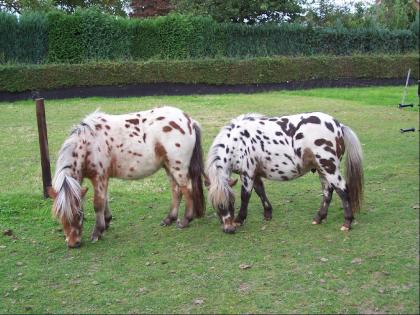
[206,112,363,233]
[48,106,205,248]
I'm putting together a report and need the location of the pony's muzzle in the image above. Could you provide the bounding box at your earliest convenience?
[223,225,236,234]
[67,240,81,248]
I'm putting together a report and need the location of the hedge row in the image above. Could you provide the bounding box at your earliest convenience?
[0,10,418,64]
[0,12,47,63]
[0,55,417,92]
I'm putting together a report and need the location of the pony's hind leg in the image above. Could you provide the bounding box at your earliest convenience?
[161,179,182,226]
[334,179,353,231]
[176,185,194,229]
[104,195,112,230]
[312,175,333,225]
[253,177,273,221]
[91,177,109,242]
[318,171,353,230]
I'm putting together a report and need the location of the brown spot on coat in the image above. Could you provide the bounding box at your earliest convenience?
[156,116,165,120]
[169,121,185,134]
[320,158,336,174]
[95,124,102,130]
[325,121,334,132]
[335,136,345,159]
[314,139,333,147]
[183,113,193,134]
[163,126,172,132]
[126,118,139,125]
[301,148,318,173]
[155,142,169,165]
[175,143,180,147]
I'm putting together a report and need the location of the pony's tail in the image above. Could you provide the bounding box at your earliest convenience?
[188,123,205,218]
[52,168,82,223]
[343,125,364,214]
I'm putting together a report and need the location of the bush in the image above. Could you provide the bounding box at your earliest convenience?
[0,55,417,92]
[16,13,48,64]
[47,8,132,63]
[0,10,418,64]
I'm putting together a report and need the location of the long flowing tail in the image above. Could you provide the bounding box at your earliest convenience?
[188,123,205,218]
[343,125,364,213]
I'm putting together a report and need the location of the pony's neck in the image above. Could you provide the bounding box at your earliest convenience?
[54,134,86,184]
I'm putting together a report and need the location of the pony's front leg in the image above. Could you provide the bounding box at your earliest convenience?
[234,175,254,226]
[91,177,108,242]
[253,177,273,220]
[161,180,182,226]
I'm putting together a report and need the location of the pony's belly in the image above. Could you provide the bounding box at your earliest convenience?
[112,150,161,179]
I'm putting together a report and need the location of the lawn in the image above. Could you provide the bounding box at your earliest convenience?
[0,86,418,314]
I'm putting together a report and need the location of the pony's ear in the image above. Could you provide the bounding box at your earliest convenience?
[81,187,88,197]
[47,186,57,199]
[228,178,238,187]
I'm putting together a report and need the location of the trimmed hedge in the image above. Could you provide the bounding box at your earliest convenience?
[0,55,417,92]
[47,9,131,63]
[0,12,47,63]
[0,10,418,63]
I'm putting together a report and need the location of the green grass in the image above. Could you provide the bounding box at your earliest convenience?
[0,86,418,314]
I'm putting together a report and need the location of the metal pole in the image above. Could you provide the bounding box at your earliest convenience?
[35,98,52,198]
[401,68,411,105]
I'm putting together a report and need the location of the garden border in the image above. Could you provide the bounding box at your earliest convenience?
[0,78,415,102]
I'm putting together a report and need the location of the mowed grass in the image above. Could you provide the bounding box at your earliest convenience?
[0,86,418,314]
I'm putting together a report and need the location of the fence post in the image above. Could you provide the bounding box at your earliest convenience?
[35,98,52,198]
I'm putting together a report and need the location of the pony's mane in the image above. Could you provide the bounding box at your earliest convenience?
[52,110,103,222]
[232,113,264,123]
[70,109,104,136]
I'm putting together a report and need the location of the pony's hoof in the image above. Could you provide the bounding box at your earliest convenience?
[176,219,189,229]
[263,211,272,221]
[312,220,320,225]
[160,217,175,226]
[340,225,350,231]
[91,234,100,242]
[233,218,244,226]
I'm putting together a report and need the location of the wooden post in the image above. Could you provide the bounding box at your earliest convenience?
[35,98,52,198]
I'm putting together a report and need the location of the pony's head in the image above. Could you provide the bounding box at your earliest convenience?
[204,174,238,232]
[48,185,88,248]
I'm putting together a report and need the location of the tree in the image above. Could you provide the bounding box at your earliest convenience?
[129,0,173,18]
[171,0,304,24]
[375,0,418,29]
[0,0,130,15]
[0,0,54,14]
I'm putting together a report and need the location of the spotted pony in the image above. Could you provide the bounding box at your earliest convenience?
[48,106,205,248]
[207,112,363,233]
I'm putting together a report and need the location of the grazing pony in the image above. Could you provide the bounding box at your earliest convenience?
[207,112,363,233]
[48,106,205,248]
